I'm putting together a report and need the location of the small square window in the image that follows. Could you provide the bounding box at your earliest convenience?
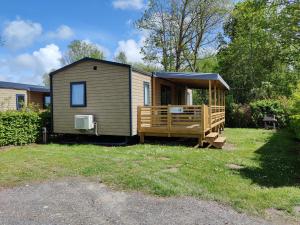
[70,82,86,107]
[93,66,97,70]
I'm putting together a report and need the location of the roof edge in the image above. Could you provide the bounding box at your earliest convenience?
[49,57,132,76]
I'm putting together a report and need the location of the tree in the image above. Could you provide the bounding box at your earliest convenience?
[136,0,231,72]
[42,72,50,87]
[115,51,128,64]
[217,0,299,103]
[63,40,105,64]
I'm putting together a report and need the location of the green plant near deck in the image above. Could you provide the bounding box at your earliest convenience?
[0,129,299,219]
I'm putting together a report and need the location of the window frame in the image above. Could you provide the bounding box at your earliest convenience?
[70,81,87,107]
[143,81,150,106]
[16,94,25,110]
[43,95,51,109]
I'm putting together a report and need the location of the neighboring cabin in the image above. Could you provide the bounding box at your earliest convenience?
[0,81,50,111]
[50,58,193,136]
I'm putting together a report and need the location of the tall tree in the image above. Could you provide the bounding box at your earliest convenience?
[115,51,128,64]
[217,0,299,103]
[63,40,105,64]
[136,0,230,72]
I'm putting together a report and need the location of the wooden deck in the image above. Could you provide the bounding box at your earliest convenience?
[137,105,225,146]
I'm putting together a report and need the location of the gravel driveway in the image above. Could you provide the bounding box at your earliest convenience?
[0,178,274,225]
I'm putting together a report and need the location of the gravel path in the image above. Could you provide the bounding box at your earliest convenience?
[0,178,274,225]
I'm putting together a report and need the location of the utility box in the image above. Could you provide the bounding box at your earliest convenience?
[74,115,94,130]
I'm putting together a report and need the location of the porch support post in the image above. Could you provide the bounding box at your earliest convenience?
[218,88,220,109]
[214,81,216,107]
[208,80,212,130]
[152,77,156,106]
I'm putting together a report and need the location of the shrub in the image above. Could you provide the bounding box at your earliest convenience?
[0,110,49,146]
[249,99,289,128]
[225,102,252,128]
[289,115,300,140]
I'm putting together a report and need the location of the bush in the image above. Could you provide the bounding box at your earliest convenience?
[289,115,300,140]
[249,99,289,128]
[0,110,50,146]
[225,102,252,127]
[225,97,290,128]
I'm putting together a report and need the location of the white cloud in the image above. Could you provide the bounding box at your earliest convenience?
[112,0,144,10]
[114,37,144,63]
[47,25,74,40]
[0,44,62,84]
[2,19,42,50]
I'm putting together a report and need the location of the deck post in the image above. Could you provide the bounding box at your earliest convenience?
[214,81,217,107]
[152,77,156,106]
[218,88,220,112]
[208,80,212,130]
[167,104,171,137]
[137,106,141,132]
[140,133,144,144]
[200,104,206,147]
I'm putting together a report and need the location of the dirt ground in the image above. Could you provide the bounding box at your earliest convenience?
[0,178,288,225]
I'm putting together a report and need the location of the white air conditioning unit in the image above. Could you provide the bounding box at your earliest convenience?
[74,115,94,130]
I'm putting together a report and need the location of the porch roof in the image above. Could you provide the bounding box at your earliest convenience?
[153,72,230,90]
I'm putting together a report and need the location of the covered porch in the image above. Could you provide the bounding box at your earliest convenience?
[137,72,229,148]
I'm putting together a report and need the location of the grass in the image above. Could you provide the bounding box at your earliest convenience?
[0,128,299,218]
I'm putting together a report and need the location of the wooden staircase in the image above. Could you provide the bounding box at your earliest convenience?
[205,132,226,149]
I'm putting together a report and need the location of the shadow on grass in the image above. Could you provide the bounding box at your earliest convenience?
[238,129,300,187]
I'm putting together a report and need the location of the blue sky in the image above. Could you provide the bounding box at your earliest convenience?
[0,0,146,84]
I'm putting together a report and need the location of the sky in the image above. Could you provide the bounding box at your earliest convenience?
[0,0,147,85]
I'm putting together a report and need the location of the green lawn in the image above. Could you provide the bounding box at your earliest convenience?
[0,128,299,218]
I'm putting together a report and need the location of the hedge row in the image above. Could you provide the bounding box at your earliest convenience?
[290,115,300,140]
[0,110,50,146]
[225,99,290,128]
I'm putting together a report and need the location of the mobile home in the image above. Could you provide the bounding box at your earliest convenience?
[50,57,229,148]
[0,81,50,111]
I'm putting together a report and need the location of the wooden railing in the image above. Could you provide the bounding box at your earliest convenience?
[210,106,225,128]
[138,105,225,137]
[138,105,214,136]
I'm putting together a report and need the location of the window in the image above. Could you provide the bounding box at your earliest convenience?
[16,94,25,110]
[161,85,171,105]
[70,82,86,107]
[143,82,150,106]
[43,95,51,108]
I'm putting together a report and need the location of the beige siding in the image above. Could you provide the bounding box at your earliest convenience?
[52,61,131,136]
[0,89,27,111]
[131,71,152,135]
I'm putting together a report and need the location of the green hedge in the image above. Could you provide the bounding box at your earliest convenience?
[289,115,300,140]
[249,99,289,128]
[226,98,289,128]
[0,110,49,146]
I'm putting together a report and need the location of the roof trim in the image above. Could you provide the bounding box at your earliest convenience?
[153,72,230,90]
[132,67,152,77]
[0,81,50,93]
[49,57,131,76]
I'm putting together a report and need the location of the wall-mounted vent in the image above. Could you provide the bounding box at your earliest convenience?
[74,115,94,129]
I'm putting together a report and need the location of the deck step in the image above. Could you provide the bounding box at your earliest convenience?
[213,137,226,149]
[206,132,219,139]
